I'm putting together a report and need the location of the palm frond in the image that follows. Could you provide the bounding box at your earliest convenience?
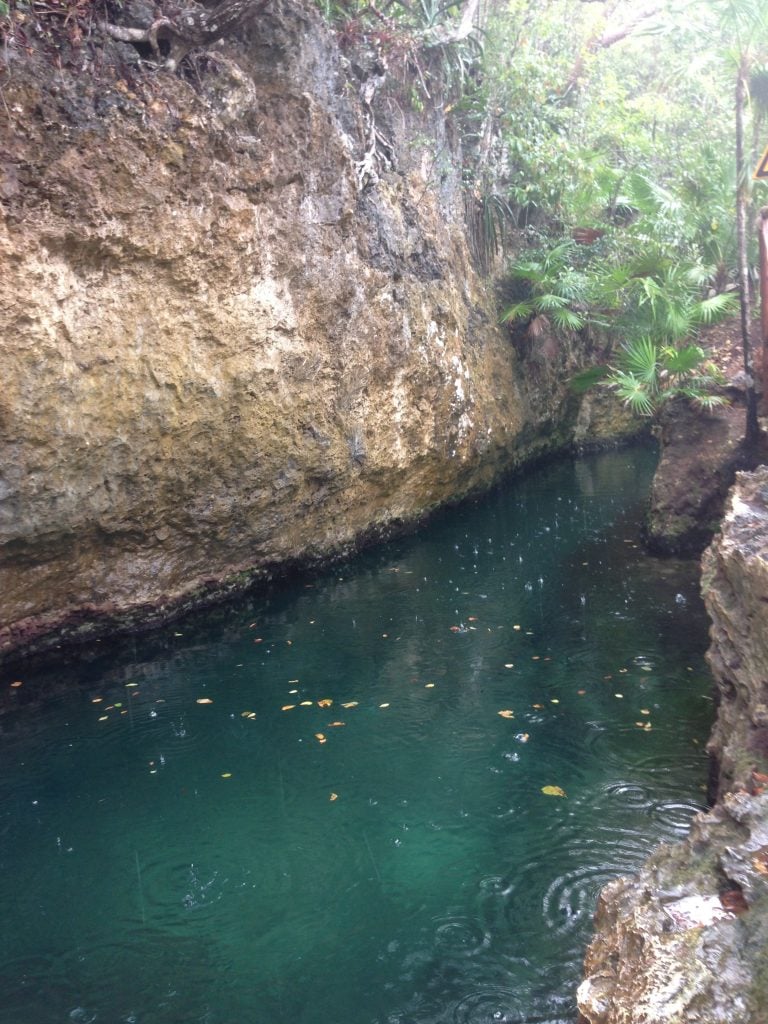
[615,336,659,384]
[608,371,656,416]
[500,301,534,324]
[550,307,585,331]
[661,344,706,375]
[693,291,739,324]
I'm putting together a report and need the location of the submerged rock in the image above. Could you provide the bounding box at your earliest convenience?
[578,468,768,1023]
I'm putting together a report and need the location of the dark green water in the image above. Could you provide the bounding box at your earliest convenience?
[0,447,713,1024]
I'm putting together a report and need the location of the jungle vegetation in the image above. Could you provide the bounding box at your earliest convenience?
[2,0,767,429]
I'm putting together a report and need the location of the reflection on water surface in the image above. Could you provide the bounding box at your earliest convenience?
[0,447,713,1024]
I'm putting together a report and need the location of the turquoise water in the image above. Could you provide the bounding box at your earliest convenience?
[0,447,713,1024]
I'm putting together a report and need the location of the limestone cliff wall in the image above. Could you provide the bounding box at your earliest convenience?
[0,3,632,660]
[578,468,768,1024]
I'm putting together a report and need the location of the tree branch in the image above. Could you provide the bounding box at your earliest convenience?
[104,0,270,70]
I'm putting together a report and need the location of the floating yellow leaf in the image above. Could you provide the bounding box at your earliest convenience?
[342,701,359,709]
[614,693,624,699]
[640,708,651,715]
[125,682,138,688]
[241,710,255,717]
[289,689,298,694]
[281,704,296,711]
[379,703,390,709]
[317,699,333,708]
[196,698,213,704]
[221,773,232,779]
[504,663,514,669]
[532,656,540,661]
[300,700,313,707]
[98,715,108,722]
[550,699,560,704]
[10,681,23,688]
[425,683,435,688]
[315,733,327,744]
[643,722,652,731]
[542,785,566,798]
[498,709,515,719]
[532,703,544,710]
[577,689,586,696]
[91,697,103,703]
[513,625,521,631]
[328,721,346,727]
[468,616,478,622]
[329,792,339,801]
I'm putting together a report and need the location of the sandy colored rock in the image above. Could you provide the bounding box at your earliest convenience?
[0,8,633,660]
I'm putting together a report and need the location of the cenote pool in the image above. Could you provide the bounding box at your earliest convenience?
[0,446,714,1024]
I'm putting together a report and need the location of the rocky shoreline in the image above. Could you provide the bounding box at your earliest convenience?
[578,467,768,1023]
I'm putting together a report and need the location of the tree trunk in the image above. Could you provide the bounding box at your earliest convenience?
[736,58,761,444]
[760,207,768,410]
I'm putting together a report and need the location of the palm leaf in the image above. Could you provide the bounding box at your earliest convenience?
[693,291,739,324]
[550,307,585,331]
[500,301,534,324]
[608,371,655,416]
[661,344,706,375]
[570,365,610,393]
[615,337,659,384]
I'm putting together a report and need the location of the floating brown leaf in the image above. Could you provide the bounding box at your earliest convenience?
[315,733,327,744]
[497,710,515,719]
[541,785,566,798]
[196,698,213,705]
[341,701,359,709]
[318,699,333,708]
[329,792,339,801]
[281,704,296,711]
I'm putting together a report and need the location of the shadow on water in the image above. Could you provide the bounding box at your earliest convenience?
[0,445,714,1024]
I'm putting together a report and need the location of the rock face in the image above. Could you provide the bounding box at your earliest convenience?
[645,402,751,557]
[0,5,634,660]
[578,468,768,1024]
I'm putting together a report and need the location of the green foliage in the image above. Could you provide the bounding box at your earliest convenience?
[606,337,728,417]
[500,240,590,335]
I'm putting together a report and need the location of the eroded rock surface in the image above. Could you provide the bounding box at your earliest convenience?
[578,468,768,1023]
[645,402,751,557]
[0,6,634,660]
